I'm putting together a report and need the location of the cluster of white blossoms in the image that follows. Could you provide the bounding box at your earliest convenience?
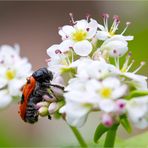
[0,45,32,109]
[46,13,148,130]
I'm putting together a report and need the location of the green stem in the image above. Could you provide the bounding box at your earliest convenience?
[70,126,87,147]
[104,123,119,148]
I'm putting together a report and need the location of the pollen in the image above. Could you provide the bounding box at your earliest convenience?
[100,87,112,98]
[5,69,15,80]
[72,29,87,41]
[109,31,115,36]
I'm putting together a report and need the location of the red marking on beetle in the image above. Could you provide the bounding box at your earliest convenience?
[19,76,36,121]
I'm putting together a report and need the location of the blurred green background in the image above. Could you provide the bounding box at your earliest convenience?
[0,1,148,147]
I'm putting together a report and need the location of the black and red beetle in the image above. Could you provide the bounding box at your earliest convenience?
[19,67,64,124]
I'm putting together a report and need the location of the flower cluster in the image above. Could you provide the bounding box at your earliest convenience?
[45,13,148,131]
[0,45,32,108]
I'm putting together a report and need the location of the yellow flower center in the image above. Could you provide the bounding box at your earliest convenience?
[100,87,112,98]
[109,31,115,36]
[5,70,15,80]
[72,29,87,41]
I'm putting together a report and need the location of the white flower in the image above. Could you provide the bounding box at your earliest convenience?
[114,53,147,90]
[90,77,128,113]
[99,35,129,57]
[126,96,148,128]
[71,57,117,80]
[60,76,128,127]
[96,14,133,41]
[58,16,98,56]
[0,45,32,109]
[60,101,91,127]
[46,43,75,74]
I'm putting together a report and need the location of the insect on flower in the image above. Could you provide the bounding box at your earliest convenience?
[18,67,64,124]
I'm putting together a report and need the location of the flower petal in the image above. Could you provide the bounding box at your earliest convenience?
[60,25,75,37]
[60,40,74,53]
[123,72,148,90]
[96,31,109,40]
[99,100,115,112]
[8,79,25,96]
[73,40,92,56]
[0,90,12,108]
[75,19,88,30]
[60,101,90,127]
[86,19,98,39]
[47,44,60,58]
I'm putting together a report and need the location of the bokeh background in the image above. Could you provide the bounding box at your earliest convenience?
[0,1,148,147]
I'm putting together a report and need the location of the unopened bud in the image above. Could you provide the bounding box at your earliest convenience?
[38,106,49,117]
[36,101,49,109]
[102,114,113,127]
[48,102,58,114]
[43,94,56,102]
[116,99,126,114]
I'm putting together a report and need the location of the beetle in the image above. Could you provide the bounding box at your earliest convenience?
[19,67,64,124]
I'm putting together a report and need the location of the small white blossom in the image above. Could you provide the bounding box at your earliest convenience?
[58,15,98,56]
[71,57,117,80]
[126,96,148,128]
[96,14,133,41]
[0,45,32,108]
[99,35,129,57]
[60,76,128,127]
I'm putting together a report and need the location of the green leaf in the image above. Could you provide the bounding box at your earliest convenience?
[125,90,148,100]
[93,123,110,143]
[120,114,132,133]
[104,123,119,147]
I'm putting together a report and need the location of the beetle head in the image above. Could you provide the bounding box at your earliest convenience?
[32,67,53,83]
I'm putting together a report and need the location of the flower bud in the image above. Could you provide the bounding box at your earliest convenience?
[42,94,56,102]
[48,102,58,114]
[36,101,49,109]
[102,114,113,127]
[38,106,49,117]
[115,99,126,114]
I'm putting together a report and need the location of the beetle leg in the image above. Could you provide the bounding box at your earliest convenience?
[42,82,64,90]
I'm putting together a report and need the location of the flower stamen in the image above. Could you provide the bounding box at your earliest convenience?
[69,12,76,25]
[133,61,145,74]
[121,22,131,35]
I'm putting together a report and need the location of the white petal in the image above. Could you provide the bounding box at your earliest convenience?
[98,24,106,31]
[102,77,121,89]
[99,100,115,112]
[73,40,92,56]
[8,79,25,96]
[124,36,134,41]
[47,44,60,58]
[135,119,148,129]
[61,25,75,37]
[102,40,128,57]
[123,72,148,90]
[60,102,90,127]
[96,31,109,40]
[102,35,128,45]
[112,84,128,99]
[86,19,98,39]
[15,58,32,78]
[0,78,7,89]
[75,19,88,30]
[0,45,19,56]
[60,40,74,53]
[0,90,12,108]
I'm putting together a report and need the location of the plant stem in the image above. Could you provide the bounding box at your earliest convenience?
[104,123,119,148]
[70,126,87,147]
